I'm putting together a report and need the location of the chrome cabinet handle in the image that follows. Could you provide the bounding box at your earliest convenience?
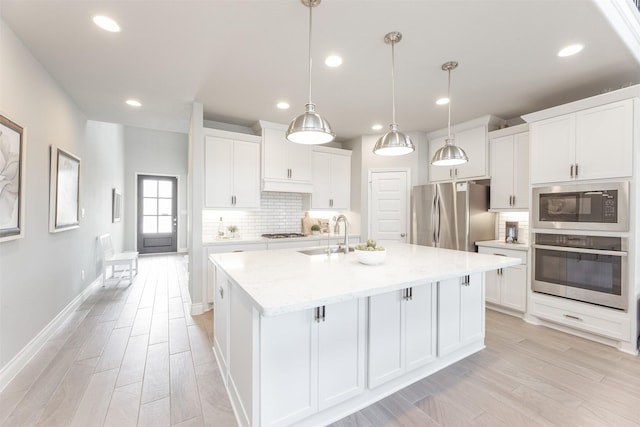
[575,164,579,177]
[315,306,326,322]
[400,233,406,237]
[219,287,224,299]
[570,164,574,178]
[564,314,582,321]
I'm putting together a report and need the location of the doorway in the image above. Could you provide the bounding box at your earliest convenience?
[137,175,178,254]
[368,169,410,245]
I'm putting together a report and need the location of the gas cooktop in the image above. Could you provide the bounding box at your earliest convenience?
[261,233,307,239]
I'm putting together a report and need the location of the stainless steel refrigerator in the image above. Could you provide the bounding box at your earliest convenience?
[411,182,495,252]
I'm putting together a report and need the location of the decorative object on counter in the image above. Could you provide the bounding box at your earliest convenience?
[286,0,335,145]
[217,217,225,239]
[227,224,238,238]
[505,221,518,243]
[261,232,307,239]
[310,224,321,235]
[432,61,469,166]
[355,240,386,265]
[373,31,415,156]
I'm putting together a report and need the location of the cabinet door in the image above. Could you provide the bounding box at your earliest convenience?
[484,268,501,305]
[318,299,365,410]
[311,151,332,209]
[213,269,230,383]
[489,135,515,209]
[404,284,436,371]
[261,309,317,427]
[204,136,233,208]
[512,132,529,209]
[232,140,261,208]
[262,127,290,181]
[368,290,403,388]
[575,99,633,181]
[437,278,462,357]
[330,153,351,210]
[456,126,488,180]
[500,265,527,312]
[288,141,313,183]
[428,136,454,182]
[530,114,575,184]
[461,273,484,345]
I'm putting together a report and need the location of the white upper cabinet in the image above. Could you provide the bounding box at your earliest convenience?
[489,124,529,210]
[427,115,505,183]
[528,99,634,184]
[255,121,313,193]
[311,147,351,210]
[204,131,261,209]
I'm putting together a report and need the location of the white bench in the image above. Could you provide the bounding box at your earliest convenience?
[99,234,138,285]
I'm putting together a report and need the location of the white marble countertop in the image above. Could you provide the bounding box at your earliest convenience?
[476,240,530,251]
[204,233,361,246]
[209,242,521,316]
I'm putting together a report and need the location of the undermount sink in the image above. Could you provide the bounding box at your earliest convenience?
[298,246,354,256]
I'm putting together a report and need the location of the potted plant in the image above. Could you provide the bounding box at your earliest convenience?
[227,224,238,238]
[310,224,321,235]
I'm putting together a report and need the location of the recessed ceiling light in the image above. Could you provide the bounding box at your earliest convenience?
[558,44,584,57]
[325,55,343,68]
[126,99,142,107]
[277,102,290,110]
[436,97,449,105]
[93,15,121,33]
[371,124,383,131]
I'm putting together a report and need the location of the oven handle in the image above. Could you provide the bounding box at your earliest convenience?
[532,244,627,257]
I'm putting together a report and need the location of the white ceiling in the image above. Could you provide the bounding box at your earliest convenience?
[2,1,640,140]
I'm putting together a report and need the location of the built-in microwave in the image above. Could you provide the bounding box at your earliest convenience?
[532,182,628,232]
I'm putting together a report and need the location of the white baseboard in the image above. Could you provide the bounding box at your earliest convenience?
[0,276,103,392]
[190,302,204,316]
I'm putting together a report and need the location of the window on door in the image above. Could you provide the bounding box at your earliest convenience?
[137,175,177,254]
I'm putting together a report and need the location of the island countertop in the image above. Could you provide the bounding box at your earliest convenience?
[209,242,521,316]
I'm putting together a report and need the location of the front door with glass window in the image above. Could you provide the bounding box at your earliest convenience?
[137,175,177,254]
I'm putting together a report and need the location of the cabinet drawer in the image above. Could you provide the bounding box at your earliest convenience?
[478,246,526,264]
[530,296,630,341]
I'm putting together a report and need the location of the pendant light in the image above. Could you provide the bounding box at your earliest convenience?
[373,32,415,156]
[286,0,335,145]
[431,61,468,166]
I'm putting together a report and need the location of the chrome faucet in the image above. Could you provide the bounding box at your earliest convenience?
[334,214,349,254]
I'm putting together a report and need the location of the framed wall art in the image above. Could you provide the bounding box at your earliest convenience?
[112,188,122,223]
[0,114,25,242]
[49,146,80,233]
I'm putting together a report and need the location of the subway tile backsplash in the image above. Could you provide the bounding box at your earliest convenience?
[203,192,305,241]
[497,212,530,244]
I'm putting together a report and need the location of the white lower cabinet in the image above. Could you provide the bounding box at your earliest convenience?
[478,246,527,314]
[437,273,484,357]
[213,268,230,385]
[260,298,366,427]
[368,283,436,388]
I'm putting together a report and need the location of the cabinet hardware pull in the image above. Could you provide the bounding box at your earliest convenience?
[575,164,578,177]
[409,287,413,300]
[322,305,326,322]
[455,168,458,177]
[563,314,582,321]
[315,307,320,322]
[512,195,515,206]
[461,275,470,286]
[219,288,224,299]
[570,164,574,178]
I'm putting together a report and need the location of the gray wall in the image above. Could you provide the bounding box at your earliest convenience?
[0,19,126,369]
[123,126,188,252]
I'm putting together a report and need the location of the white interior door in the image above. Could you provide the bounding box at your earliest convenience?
[369,170,409,245]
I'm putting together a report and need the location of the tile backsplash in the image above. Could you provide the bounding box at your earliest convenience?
[203,192,305,241]
[497,212,530,244]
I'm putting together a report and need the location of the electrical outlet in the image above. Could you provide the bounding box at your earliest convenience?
[81,270,85,280]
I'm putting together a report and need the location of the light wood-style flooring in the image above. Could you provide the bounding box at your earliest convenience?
[1,254,639,426]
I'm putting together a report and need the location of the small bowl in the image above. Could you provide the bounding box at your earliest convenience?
[355,248,386,265]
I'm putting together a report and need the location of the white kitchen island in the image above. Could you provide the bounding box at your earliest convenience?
[209,242,520,427]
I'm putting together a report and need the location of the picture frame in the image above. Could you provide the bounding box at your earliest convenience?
[112,188,122,223]
[0,114,25,242]
[49,146,80,233]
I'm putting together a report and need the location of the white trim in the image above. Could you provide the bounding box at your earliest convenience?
[0,275,102,392]
[190,302,204,316]
[367,168,412,242]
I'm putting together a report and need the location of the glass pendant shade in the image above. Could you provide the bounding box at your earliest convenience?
[373,123,415,156]
[431,61,468,166]
[286,103,335,144]
[432,138,468,165]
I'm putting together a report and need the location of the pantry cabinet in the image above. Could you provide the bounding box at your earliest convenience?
[437,273,484,357]
[427,115,504,183]
[260,298,366,426]
[529,99,633,184]
[254,121,313,193]
[368,282,436,388]
[311,147,351,210]
[204,132,261,209]
[478,245,527,314]
[489,125,529,210]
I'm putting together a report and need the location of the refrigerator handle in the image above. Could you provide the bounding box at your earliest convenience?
[431,193,438,244]
[434,192,441,245]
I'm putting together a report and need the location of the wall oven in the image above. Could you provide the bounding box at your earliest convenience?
[532,233,627,311]
[532,182,628,231]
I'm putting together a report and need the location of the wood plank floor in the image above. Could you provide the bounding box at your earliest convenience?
[1,254,639,426]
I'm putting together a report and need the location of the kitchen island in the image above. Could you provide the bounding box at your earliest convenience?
[209,242,520,427]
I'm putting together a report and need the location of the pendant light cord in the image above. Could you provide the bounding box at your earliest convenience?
[307,3,313,104]
[447,67,452,140]
[391,40,396,125]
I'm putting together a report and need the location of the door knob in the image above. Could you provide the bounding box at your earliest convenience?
[400,233,406,237]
